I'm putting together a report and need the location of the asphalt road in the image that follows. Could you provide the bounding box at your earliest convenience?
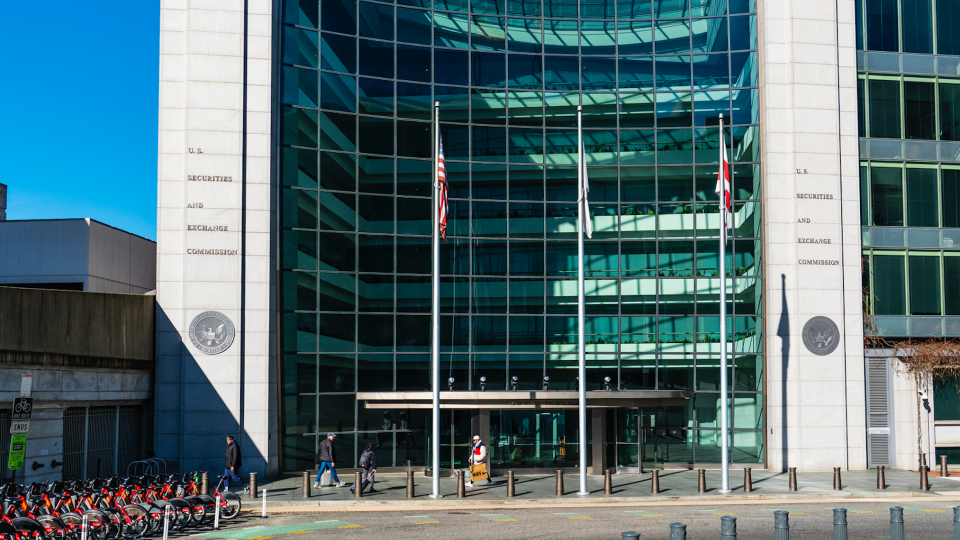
[178,500,960,539]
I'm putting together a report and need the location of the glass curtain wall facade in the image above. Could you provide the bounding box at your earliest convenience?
[857,0,960,458]
[279,0,763,471]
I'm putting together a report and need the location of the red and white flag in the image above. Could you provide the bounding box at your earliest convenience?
[437,135,449,241]
[714,130,731,239]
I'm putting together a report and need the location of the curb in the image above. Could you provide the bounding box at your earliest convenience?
[245,491,957,513]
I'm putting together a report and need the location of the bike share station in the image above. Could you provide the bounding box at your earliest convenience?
[8,376,34,477]
[356,389,693,475]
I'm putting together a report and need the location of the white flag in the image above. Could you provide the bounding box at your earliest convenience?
[579,140,593,239]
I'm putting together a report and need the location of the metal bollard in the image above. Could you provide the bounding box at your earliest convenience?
[214,493,221,530]
[890,507,904,540]
[201,472,210,495]
[877,466,886,489]
[833,508,847,540]
[261,489,267,518]
[774,510,789,540]
[249,472,258,499]
[302,471,311,497]
[604,470,613,495]
[406,471,415,498]
[833,467,842,490]
[953,506,960,540]
[651,469,660,494]
[698,469,706,493]
[669,523,686,540]
[621,532,640,540]
[721,515,736,540]
[354,471,363,498]
[921,466,930,491]
[507,470,516,497]
[556,470,564,496]
[743,467,752,493]
[457,470,466,498]
[943,455,950,478]
[788,467,797,491]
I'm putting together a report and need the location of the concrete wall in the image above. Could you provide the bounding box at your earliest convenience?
[0,287,154,484]
[156,0,279,477]
[0,219,156,294]
[759,0,866,471]
[0,287,154,362]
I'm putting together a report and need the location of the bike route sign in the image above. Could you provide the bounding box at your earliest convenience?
[12,397,32,420]
[7,434,26,470]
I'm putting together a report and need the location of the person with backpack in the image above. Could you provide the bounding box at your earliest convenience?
[464,435,493,487]
[355,443,377,493]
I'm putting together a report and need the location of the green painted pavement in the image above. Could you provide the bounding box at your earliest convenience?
[405,515,440,524]
[200,521,361,538]
[481,514,517,522]
[625,510,667,517]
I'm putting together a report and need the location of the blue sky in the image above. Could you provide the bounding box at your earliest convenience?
[0,2,160,240]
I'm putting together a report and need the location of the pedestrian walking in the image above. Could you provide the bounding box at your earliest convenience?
[359,443,377,493]
[223,435,249,494]
[465,435,493,487]
[314,432,346,488]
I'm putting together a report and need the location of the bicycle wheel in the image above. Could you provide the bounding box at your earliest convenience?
[165,500,190,531]
[135,503,161,536]
[34,515,66,540]
[0,520,18,540]
[12,517,48,540]
[182,497,206,527]
[119,506,148,539]
[95,508,121,540]
[82,510,108,540]
[217,492,241,520]
[60,512,84,540]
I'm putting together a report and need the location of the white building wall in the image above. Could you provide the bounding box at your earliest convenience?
[758,0,867,470]
[0,219,155,294]
[156,0,278,476]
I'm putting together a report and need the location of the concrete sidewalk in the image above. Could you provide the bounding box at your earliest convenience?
[230,468,960,511]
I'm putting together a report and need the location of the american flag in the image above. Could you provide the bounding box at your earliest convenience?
[437,135,449,241]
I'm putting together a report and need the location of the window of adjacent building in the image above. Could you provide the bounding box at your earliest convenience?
[872,254,906,315]
[906,167,938,227]
[944,256,960,315]
[937,0,960,55]
[909,254,942,315]
[942,83,960,142]
[866,0,899,52]
[901,0,934,53]
[944,169,960,228]
[868,79,901,138]
[904,81,935,140]
[857,79,866,138]
[871,166,904,226]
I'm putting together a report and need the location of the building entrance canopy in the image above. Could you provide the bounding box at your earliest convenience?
[357,391,693,410]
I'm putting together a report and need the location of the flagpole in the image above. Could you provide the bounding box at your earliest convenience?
[577,105,588,496]
[431,101,442,498]
[718,113,730,494]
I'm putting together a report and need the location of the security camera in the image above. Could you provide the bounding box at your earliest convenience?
[479,376,487,392]
[604,376,612,391]
[511,376,518,391]
[448,377,455,391]
[543,376,550,391]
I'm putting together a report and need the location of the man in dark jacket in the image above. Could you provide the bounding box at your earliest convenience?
[314,432,345,488]
[224,436,248,494]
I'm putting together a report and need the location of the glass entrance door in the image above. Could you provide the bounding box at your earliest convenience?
[640,406,692,466]
[490,410,582,468]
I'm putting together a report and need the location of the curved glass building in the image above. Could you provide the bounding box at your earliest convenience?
[278,0,762,472]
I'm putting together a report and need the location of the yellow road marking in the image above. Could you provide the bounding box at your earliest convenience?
[568,517,592,519]
[338,525,364,528]
[493,519,517,522]
[413,521,440,525]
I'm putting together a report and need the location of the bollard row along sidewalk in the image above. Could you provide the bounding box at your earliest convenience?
[624,506,960,540]
[241,467,960,508]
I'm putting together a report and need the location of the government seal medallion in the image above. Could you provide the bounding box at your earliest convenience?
[188,311,236,355]
[801,316,840,356]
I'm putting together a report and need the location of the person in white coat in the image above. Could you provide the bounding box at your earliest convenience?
[465,435,493,487]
